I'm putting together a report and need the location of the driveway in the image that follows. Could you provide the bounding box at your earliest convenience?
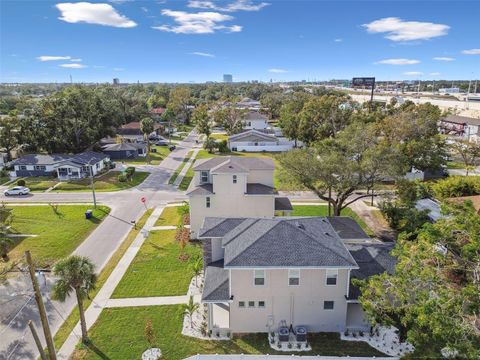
[0,130,200,360]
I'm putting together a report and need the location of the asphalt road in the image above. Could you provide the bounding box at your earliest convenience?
[0,131,200,360]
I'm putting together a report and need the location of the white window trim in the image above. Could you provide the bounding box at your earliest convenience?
[233,175,237,184]
[238,301,245,308]
[253,269,265,286]
[206,196,211,208]
[326,269,338,286]
[200,171,209,183]
[258,301,265,308]
[248,300,255,308]
[288,269,300,286]
[324,300,335,310]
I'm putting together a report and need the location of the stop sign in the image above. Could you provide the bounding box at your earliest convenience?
[140,196,146,203]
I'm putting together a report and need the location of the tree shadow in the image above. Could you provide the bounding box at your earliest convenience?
[0,338,34,360]
[81,340,112,360]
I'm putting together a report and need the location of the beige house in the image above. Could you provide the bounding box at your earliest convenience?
[198,216,395,336]
[187,157,292,238]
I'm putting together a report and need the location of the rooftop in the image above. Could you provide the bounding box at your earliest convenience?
[193,156,275,172]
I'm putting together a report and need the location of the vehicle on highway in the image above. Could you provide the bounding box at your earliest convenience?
[4,186,30,196]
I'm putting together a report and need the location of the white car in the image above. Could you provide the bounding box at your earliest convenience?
[4,186,30,196]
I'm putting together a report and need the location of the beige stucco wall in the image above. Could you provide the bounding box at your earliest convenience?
[190,195,275,236]
[346,303,370,330]
[212,173,247,194]
[228,268,350,333]
[247,169,274,187]
[210,303,230,329]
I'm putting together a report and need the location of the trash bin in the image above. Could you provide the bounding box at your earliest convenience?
[85,210,93,219]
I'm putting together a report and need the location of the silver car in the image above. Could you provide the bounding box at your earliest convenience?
[4,186,30,196]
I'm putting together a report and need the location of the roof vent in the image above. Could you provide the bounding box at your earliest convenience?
[228,165,233,169]
[324,232,330,236]
[295,221,305,230]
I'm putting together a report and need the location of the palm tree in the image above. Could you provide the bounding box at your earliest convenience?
[183,296,199,328]
[140,117,154,163]
[52,255,96,343]
[191,258,202,287]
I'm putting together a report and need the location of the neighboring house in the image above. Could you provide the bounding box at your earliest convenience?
[102,142,147,160]
[198,216,395,335]
[439,115,480,143]
[228,129,294,152]
[415,198,443,222]
[187,157,292,238]
[150,107,166,120]
[11,151,109,180]
[236,97,261,110]
[242,111,268,130]
[117,122,163,142]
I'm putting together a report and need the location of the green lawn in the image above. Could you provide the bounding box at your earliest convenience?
[446,161,466,169]
[11,176,58,192]
[55,171,149,192]
[72,305,383,360]
[154,206,182,227]
[53,209,152,350]
[291,205,374,236]
[0,176,11,185]
[179,162,195,191]
[210,133,228,141]
[125,146,171,165]
[168,151,192,185]
[5,205,110,267]
[111,230,202,298]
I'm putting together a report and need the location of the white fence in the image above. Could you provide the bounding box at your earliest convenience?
[184,355,396,360]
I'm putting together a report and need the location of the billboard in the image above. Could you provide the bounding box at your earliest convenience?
[352,77,375,87]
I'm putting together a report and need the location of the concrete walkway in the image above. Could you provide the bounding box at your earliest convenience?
[56,204,166,359]
[104,295,189,308]
[150,225,177,231]
[173,148,200,187]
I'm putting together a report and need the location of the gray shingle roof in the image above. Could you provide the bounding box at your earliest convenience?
[346,242,396,300]
[193,156,274,172]
[246,183,276,195]
[202,260,230,302]
[229,130,277,142]
[103,143,138,151]
[199,218,247,238]
[13,151,108,166]
[275,197,293,211]
[444,115,480,126]
[242,111,268,121]
[211,159,249,174]
[327,217,369,240]
[186,183,214,196]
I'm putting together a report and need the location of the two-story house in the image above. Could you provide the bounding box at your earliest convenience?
[198,216,395,336]
[187,157,292,238]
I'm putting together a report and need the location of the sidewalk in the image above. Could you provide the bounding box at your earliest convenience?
[56,204,166,359]
[174,148,200,187]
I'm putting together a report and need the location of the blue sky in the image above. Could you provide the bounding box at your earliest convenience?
[1,0,479,83]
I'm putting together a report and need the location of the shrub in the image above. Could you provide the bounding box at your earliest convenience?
[125,166,136,177]
[118,174,127,182]
[218,140,229,153]
[431,176,480,199]
[17,179,26,186]
[396,179,418,205]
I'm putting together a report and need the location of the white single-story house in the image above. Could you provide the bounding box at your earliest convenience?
[102,142,147,160]
[242,111,269,130]
[228,129,294,152]
[11,151,110,180]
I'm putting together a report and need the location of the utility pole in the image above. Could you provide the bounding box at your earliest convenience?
[28,320,48,360]
[89,164,97,209]
[25,251,57,360]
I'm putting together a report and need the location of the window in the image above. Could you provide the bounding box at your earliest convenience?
[258,301,265,308]
[34,165,46,171]
[324,301,334,310]
[19,165,27,171]
[206,197,211,208]
[233,175,237,184]
[254,269,265,286]
[326,269,338,285]
[96,163,100,169]
[238,301,245,308]
[200,171,209,183]
[288,269,300,286]
[248,301,255,308]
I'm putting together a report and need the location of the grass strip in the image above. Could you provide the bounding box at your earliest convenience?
[168,150,192,185]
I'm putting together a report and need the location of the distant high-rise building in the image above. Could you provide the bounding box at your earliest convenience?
[113,78,120,85]
[223,74,233,83]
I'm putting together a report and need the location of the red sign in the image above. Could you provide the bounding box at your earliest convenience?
[140,197,146,203]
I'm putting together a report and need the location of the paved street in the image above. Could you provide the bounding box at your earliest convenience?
[0,131,201,360]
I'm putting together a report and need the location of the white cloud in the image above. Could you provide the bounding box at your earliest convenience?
[433,57,455,61]
[403,71,423,76]
[190,52,215,57]
[153,10,241,34]
[55,2,137,28]
[430,72,441,76]
[141,7,148,13]
[376,58,420,65]
[187,0,269,12]
[268,68,288,73]
[37,55,71,61]
[462,48,480,55]
[70,58,82,62]
[363,17,449,42]
[334,38,343,42]
[59,63,87,68]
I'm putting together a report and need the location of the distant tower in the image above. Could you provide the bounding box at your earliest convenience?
[223,74,233,83]
[113,78,120,85]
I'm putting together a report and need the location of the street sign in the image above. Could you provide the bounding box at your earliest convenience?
[352,77,375,87]
[140,196,146,203]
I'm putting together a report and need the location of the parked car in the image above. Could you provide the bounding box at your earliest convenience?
[4,186,30,196]
[155,140,169,146]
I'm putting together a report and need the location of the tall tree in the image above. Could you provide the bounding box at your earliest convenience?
[168,87,192,125]
[356,202,480,358]
[0,114,19,161]
[278,94,309,147]
[450,139,480,175]
[52,255,96,343]
[211,107,244,135]
[260,92,283,120]
[192,104,211,140]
